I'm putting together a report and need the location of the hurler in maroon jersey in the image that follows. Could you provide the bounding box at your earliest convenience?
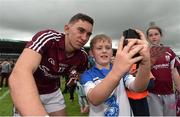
[9,13,94,116]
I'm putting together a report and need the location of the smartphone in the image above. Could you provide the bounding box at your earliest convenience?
[123,29,141,59]
[123,29,140,47]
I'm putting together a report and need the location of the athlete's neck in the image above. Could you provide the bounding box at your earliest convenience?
[65,36,75,58]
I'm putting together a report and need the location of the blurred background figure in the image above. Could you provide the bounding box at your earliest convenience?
[0,60,12,90]
[88,50,95,69]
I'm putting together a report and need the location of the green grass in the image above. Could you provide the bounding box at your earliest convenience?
[0,87,13,116]
[64,92,87,116]
[0,78,88,116]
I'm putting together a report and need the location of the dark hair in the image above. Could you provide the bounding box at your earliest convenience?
[69,13,94,26]
[146,26,163,36]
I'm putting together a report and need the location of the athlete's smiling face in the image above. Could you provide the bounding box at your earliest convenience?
[65,19,93,50]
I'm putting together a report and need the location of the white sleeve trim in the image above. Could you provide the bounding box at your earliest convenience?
[83,81,96,96]
[124,74,135,90]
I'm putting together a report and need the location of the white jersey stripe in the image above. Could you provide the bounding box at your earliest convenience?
[33,33,55,51]
[36,33,62,52]
[33,32,61,51]
[29,31,62,52]
[176,56,180,64]
[36,35,59,52]
[80,48,88,63]
[29,32,49,49]
[170,58,176,69]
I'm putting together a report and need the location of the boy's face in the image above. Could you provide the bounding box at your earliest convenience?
[92,40,113,67]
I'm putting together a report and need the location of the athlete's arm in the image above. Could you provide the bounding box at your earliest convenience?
[9,48,48,116]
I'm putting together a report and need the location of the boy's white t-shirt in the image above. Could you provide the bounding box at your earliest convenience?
[83,74,134,116]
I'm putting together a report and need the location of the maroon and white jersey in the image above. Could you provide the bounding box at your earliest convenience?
[26,29,88,94]
[149,46,180,94]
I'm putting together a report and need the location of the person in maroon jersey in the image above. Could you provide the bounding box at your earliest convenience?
[8,13,94,116]
[174,56,180,116]
[146,26,180,116]
[176,57,180,74]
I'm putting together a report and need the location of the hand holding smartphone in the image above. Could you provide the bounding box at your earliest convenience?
[123,28,140,47]
[123,29,141,64]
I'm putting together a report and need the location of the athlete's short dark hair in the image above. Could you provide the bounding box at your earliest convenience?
[69,13,94,26]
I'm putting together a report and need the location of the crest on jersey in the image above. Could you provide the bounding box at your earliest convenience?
[165,55,170,62]
[48,58,55,65]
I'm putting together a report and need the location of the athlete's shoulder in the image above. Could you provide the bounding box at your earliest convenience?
[164,46,176,56]
[26,29,64,52]
[33,29,64,39]
[36,29,60,34]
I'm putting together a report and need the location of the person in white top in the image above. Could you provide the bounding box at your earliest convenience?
[80,32,151,116]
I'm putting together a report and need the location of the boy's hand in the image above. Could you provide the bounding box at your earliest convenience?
[135,29,150,65]
[111,35,144,77]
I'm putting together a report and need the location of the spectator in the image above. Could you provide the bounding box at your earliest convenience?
[174,56,180,116]
[87,49,95,68]
[0,60,11,89]
[66,74,77,102]
[146,25,180,116]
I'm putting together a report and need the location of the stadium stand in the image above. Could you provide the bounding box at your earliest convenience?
[0,39,26,59]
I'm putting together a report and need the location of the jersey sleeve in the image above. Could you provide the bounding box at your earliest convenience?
[123,74,135,90]
[175,56,180,67]
[25,29,59,55]
[167,47,179,69]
